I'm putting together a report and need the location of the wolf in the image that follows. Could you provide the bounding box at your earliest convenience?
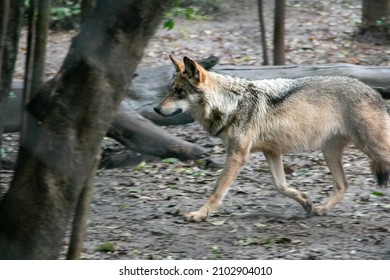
[154,55,390,222]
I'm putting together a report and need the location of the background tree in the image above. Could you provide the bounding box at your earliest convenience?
[0,0,24,171]
[0,0,10,161]
[0,0,175,260]
[257,0,285,65]
[360,0,390,42]
[273,0,285,65]
[258,0,269,65]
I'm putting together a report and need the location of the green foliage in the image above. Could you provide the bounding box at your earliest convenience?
[162,157,180,164]
[96,242,116,253]
[8,91,16,99]
[51,3,80,22]
[133,161,146,171]
[163,0,219,30]
[371,191,385,197]
[23,0,81,30]
[50,0,81,30]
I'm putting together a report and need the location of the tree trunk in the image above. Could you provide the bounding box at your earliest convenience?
[0,0,175,260]
[31,0,51,94]
[360,0,390,42]
[0,0,10,92]
[257,0,269,65]
[0,0,23,172]
[273,0,285,65]
[66,152,100,260]
[362,0,390,28]
[0,0,10,173]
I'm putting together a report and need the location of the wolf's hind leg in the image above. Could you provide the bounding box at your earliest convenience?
[314,138,349,215]
[264,152,314,213]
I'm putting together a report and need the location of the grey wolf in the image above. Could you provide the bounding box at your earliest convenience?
[154,55,390,222]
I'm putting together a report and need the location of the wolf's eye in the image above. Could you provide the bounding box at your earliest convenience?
[174,89,186,99]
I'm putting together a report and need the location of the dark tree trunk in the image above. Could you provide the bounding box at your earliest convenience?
[0,0,10,173]
[362,0,390,28]
[360,0,390,42]
[273,0,285,65]
[257,0,269,65]
[0,0,10,106]
[0,0,10,90]
[32,0,51,94]
[0,0,175,260]
[0,0,24,104]
[0,0,23,172]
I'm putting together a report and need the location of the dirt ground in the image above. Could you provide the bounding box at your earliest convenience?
[1,0,390,260]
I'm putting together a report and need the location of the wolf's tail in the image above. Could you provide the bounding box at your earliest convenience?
[371,161,390,187]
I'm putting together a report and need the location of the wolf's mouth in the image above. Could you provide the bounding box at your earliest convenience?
[154,107,183,117]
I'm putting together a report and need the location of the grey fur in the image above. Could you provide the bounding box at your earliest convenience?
[155,55,390,222]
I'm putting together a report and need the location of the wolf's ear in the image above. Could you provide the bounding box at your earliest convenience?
[183,56,206,84]
[169,55,184,72]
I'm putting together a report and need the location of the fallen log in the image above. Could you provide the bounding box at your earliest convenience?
[107,102,205,160]
[120,63,390,120]
[214,63,390,97]
[3,90,206,161]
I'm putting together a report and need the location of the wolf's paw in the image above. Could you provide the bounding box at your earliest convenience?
[184,209,209,222]
[301,199,314,214]
[311,205,330,216]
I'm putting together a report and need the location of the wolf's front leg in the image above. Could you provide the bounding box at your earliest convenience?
[184,142,251,222]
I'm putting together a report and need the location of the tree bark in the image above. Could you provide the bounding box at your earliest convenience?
[1,0,23,172]
[0,0,175,260]
[360,0,390,42]
[257,0,269,65]
[362,0,390,28]
[31,0,51,94]
[273,0,285,65]
[66,152,100,260]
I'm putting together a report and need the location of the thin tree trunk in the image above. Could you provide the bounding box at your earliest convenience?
[0,0,175,260]
[257,0,269,65]
[0,0,10,172]
[21,0,36,143]
[66,152,100,260]
[362,0,390,28]
[273,0,285,65]
[1,0,23,174]
[31,0,51,94]
[0,0,10,90]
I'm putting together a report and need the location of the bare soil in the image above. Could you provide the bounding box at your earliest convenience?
[1,0,390,260]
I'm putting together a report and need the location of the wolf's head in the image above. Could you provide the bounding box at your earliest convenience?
[154,55,209,117]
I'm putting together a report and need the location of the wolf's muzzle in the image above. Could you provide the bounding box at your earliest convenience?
[154,106,183,117]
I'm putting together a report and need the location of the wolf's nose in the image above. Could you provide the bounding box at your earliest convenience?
[154,106,161,115]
